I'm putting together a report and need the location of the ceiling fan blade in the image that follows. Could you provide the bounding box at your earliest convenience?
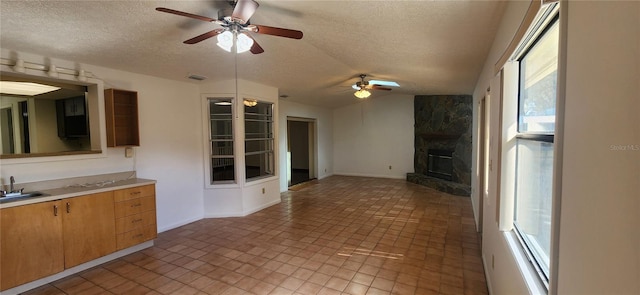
[371,85,392,91]
[184,28,225,44]
[156,7,216,23]
[252,25,303,39]
[232,0,259,24]
[250,41,265,54]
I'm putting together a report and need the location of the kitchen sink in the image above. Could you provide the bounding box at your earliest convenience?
[0,191,49,203]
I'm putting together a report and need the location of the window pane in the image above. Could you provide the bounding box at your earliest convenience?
[245,121,273,139]
[209,98,234,183]
[245,152,274,179]
[211,140,233,156]
[210,120,232,139]
[245,139,273,154]
[519,21,559,133]
[245,100,274,180]
[211,158,235,182]
[514,139,553,277]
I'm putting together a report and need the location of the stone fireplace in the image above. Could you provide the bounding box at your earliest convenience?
[407,95,472,196]
[427,149,454,181]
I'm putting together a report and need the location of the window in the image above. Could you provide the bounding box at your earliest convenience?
[208,98,235,184]
[513,17,559,283]
[244,100,274,180]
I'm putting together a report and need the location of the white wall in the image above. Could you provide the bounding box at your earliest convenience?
[278,99,333,192]
[470,1,545,294]
[0,49,205,233]
[332,94,414,179]
[556,1,639,294]
[200,79,282,217]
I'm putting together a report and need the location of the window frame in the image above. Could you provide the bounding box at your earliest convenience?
[512,12,560,287]
[208,97,236,185]
[244,99,274,182]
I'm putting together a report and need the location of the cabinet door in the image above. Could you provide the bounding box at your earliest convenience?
[62,192,116,268]
[0,201,64,291]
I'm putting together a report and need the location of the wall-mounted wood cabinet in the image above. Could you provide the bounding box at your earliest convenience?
[105,89,139,147]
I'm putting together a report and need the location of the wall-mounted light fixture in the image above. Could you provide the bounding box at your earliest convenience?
[13,59,25,73]
[47,64,58,77]
[77,69,87,82]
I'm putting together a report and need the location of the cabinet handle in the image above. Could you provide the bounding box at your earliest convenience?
[130,191,141,195]
[132,219,143,224]
[53,205,58,216]
[130,203,142,208]
[134,234,143,238]
[66,202,71,213]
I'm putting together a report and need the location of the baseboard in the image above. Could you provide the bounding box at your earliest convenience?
[157,215,203,233]
[318,173,333,180]
[243,199,281,216]
[332,172,407,180]
[482,254,494,295]
[203,199,281,218]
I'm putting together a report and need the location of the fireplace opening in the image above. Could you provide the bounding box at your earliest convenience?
[427,149,454,181]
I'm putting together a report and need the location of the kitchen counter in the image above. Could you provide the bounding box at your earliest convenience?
[0,178,156,209]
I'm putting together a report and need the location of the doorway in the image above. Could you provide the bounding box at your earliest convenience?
[287,117,316,187]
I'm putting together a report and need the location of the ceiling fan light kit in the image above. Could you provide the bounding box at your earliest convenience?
[216,31,254,53]
[352,74,398,99]
[156,0,303,54]
[354,89,371,99]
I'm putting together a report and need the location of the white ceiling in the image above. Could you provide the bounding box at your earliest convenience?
[0,0,506,109]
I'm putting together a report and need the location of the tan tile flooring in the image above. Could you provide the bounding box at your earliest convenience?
[24,176,488,295]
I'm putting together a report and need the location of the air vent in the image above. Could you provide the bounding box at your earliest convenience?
[187,74,207,81]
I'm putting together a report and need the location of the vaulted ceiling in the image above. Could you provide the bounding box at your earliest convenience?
[1,0,506,108]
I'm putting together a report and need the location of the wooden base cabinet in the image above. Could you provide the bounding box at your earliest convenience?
[0,201,65,291]
[0,185,155,291]
[62,192,116,268]
[114,185,157,250]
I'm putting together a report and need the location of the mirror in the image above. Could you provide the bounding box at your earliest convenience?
[0,73,100,158]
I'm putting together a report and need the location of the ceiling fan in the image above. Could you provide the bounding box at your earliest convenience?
[352,74,399,99]
[156,0,303,54]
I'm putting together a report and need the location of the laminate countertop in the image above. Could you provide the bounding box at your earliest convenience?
[0,178,156,209]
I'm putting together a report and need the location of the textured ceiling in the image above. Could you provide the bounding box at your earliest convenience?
[0,0,506,109]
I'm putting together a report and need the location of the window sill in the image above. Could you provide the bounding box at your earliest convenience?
[245,175,278,186]
[504,231,548,295]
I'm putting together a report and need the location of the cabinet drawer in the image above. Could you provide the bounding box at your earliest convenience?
[114,185,155,202]
[116,224,156,250]
[115,210,156,234]
[114,196,155,218]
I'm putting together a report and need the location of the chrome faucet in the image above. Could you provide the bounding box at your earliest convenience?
[10,176,15,193]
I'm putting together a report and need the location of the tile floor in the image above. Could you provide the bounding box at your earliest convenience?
[24,176,488,295]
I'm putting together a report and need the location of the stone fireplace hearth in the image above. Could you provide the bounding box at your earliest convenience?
[407,95,472,196]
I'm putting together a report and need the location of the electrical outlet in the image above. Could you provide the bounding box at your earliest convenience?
[388,165,392,170]
[324,168,327,173]
[262,188,265,194]
[125,147,134,158]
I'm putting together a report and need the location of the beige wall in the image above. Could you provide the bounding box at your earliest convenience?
[556,1,639,294]
[332,94,414,179]
[472,1,640,294]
